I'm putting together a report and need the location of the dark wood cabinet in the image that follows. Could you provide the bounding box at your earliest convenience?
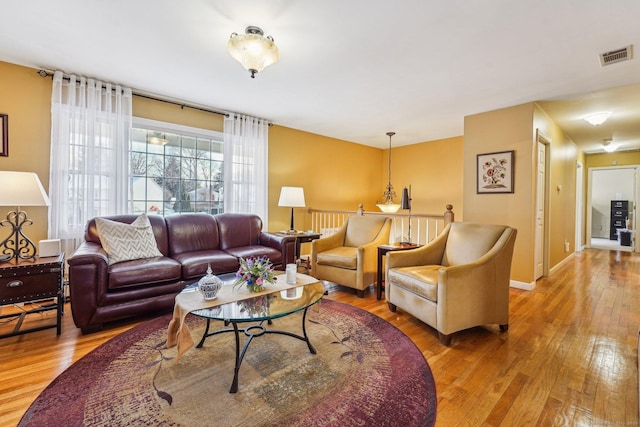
[0,254,64,338]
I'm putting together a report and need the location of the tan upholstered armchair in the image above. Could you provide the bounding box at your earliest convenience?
[386,222,517,345]
[311,215,392,297]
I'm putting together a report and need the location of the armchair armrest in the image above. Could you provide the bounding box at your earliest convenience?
[386,226,450,269]
[311,224,346,254]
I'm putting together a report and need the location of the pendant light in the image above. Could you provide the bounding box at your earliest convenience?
[376,132,401,213]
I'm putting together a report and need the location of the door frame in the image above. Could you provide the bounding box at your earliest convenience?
[586,164,638,252]
[535,129,551,278]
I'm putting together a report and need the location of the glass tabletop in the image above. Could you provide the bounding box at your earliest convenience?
[188,276,325,323]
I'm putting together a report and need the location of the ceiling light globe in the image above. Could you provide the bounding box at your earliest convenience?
[227,27,280,78]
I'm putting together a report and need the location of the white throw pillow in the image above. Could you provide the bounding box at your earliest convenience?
[95,214,163,265]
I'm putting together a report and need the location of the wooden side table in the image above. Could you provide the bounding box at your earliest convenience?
[270,231,322,260]
[376,244,420,300]
[0,253,64,338]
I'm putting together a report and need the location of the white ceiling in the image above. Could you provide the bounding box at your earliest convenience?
[1,0,640,152]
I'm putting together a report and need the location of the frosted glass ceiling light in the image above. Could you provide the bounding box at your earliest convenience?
[602,138,617,153]
[227,26,280,78]
[584,112,612,126]
[376,132,401,213]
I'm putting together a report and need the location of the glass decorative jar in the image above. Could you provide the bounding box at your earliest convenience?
[198,264,223,300]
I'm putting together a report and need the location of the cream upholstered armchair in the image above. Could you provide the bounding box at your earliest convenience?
[311,215,392,297]
[386,222,517,345]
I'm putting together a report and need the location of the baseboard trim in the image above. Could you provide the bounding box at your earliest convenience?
[510,280,534,291]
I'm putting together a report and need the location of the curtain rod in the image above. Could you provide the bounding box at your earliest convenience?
[37,69,229,118]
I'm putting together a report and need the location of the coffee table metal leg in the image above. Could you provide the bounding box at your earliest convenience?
[302,307,316,354]
[196,319,212,348]
[230,321,241,393]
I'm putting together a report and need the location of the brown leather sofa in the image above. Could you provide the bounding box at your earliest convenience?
[68,213,295,334]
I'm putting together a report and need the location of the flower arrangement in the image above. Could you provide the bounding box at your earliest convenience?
[232,256,277,293]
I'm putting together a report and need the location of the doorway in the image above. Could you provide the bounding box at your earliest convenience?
[587,166,637,252]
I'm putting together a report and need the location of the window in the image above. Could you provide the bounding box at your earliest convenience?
[131,118,223,216]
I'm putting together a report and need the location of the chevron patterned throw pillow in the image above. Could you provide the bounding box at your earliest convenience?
[95,214,163,265]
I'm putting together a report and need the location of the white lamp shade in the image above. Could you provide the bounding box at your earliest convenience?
[0,171,51,206]
[278,187,305,207]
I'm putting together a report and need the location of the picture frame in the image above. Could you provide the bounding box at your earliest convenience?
[0,114,7,157]
[477,150,514,194]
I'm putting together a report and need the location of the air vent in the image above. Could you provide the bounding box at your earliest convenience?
[600,45,633,66]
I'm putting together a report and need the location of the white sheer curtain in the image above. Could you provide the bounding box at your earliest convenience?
[49,71,132,251]
[223,113,269,221]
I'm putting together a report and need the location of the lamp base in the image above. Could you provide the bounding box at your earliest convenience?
[0,209,38,263]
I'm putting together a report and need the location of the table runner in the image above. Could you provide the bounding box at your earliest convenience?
[166,273,319,360]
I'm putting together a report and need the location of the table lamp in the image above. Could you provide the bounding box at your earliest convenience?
[401,185,412,244]
[278,186,305,233]
[0,171,51,262]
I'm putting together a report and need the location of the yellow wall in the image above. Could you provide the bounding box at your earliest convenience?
[464,102,581,285]
[0,61,52,245]
[268,125,382,232]
[585,151,640,168]
[386,136,464,217]
[133,96,224,132]
[463,103,535,283]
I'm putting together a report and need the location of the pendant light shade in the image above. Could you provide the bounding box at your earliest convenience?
[227,26,280,78]
[376,132,401,213]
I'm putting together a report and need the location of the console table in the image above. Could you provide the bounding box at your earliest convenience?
[0,253,64,338]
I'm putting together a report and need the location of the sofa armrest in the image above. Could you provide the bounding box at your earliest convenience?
[68,241,109,266]
[67,241,110,331]
[259,232,297,266]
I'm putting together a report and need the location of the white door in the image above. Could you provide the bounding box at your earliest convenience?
[535,141,546,279]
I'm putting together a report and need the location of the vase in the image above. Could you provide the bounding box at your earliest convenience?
[198,264,223,300]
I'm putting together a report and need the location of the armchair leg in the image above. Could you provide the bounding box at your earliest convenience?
[438,332,452,346]
[356,289,365,298]
[499,324,509,332]
[387,302,397,312]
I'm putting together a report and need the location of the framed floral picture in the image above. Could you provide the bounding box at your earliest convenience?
[477,150,514,194]
[0,114,7,157]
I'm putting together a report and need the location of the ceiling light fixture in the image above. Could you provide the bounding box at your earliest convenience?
[584,112,612,126]
[376,132,401,213]
[227,26,280,78]
[602,138,617,153]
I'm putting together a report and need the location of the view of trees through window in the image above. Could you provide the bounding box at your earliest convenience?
[130,123,223,216]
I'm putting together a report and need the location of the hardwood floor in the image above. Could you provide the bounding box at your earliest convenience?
[1,248,638,426]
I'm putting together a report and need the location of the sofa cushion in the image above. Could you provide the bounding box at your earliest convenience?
[108,257,182,290]
[165,213,220,255]
[388,265,441,302]
[172,250,240,279]
[216,213,263,250]
[95,214,163,265]
[316,246,358,270]
[224,246,283,266]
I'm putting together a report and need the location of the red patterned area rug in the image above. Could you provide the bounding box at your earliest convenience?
[20,300,436,426]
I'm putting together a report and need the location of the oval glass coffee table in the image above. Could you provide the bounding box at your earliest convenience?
[188,278,325,393]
